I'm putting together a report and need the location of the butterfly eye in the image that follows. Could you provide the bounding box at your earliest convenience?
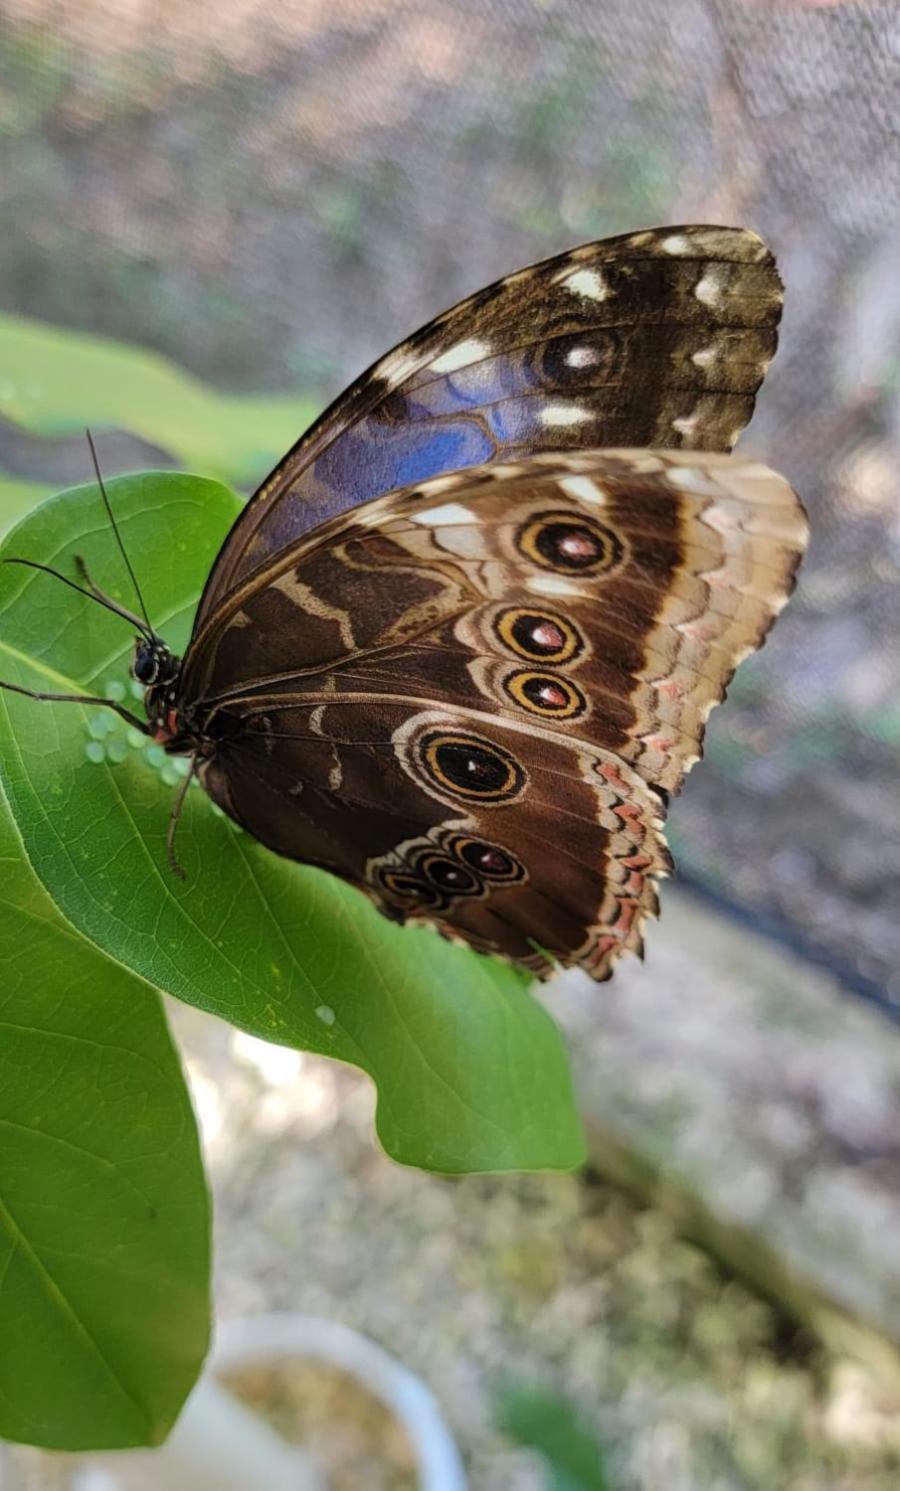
[132,644,159,685]
[504,670,587,720]
[517,510,624,575]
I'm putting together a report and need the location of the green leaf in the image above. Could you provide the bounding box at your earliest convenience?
[0,473,586,1174]
[0,314,318,485]
[0,782,209,1450]
[495,1381,611,1491]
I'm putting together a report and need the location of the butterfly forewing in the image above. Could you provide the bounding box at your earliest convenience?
[192,225,783,635]
[187,449,807,980]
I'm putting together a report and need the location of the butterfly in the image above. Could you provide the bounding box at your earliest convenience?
[2,225,808,981]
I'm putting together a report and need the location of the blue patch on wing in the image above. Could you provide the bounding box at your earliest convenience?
[315,416,496,505]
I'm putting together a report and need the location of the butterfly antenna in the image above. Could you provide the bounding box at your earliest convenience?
[2,557,152,636]
[86,429,155,639]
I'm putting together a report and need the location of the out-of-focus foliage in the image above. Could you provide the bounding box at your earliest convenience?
[0,314,317,486]
[496,1380,611,1490]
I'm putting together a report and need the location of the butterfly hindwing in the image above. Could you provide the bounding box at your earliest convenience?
[190,450,807,979]
[193,225,783,632]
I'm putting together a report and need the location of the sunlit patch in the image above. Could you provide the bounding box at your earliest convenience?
[540,404,590,427]
[429,336,491,373]
[232,1030,304,1086]
[526,574,583,596]
[184,1059,226,1151]
[564,345,601,369]
[660,232,692,255]
[555,267,611,301]
[417,473,467,496]
[691,345,718,369]
[558,474,606,506]
[374,346,423,385]
[665,464,724,497]
[694,267,726,306]
[414,502,478,526]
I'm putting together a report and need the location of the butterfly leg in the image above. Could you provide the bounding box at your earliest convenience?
[165,754,198,880]
[0,677,150,732]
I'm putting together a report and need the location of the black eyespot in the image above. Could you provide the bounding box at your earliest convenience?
[419,731,525,803]
[455,838,525,884]
[495,607,583,663]
[418,853,481,896]
[518,511,624,575]
[377,869,442,910]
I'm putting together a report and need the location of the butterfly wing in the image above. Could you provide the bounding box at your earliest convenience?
[186,450,807,979]
[192,225,782,634]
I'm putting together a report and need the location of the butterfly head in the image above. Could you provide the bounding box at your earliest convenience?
[132,636,180,689]
[132,637,183,741]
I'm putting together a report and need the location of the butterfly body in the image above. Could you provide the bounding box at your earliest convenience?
[7,225,808,980]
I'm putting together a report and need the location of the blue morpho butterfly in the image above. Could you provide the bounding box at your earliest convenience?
[1,225,807,979]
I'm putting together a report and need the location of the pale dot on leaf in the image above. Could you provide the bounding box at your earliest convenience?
[88,712,115,739]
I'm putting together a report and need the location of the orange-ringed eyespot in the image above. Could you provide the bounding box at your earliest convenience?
[495,606,583,663]
[504,670,587,719]
[418,852,481,896]
[419,730,525,803]
[378,868,442,909]
[455,838,525,883]
[517,510,623,574]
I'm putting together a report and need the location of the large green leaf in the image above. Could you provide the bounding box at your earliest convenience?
[0,784,209,1450]
[0,314,318,485]
[0,474,586,1174]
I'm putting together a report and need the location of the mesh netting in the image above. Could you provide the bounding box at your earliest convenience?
[2,0,898,1003]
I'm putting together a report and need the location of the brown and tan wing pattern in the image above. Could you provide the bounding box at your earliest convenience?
[187,450,807,980]
[192,225,782,630]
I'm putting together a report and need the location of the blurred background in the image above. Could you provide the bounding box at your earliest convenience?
[2,1,900,1487]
